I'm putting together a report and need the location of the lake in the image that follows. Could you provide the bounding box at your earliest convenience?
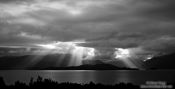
[0,70,175,85]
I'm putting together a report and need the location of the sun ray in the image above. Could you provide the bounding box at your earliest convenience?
[114,48,137,68]
[28,41,96,67]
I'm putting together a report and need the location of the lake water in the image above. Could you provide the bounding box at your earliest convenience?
[0,70,175,85]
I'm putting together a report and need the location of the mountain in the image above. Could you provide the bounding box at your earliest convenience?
[144,53,175,69]
[0,54,137,70]
[29,64,137,70]
[0,54,72,69]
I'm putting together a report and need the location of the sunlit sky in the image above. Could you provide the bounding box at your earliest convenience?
[0,0,175,68]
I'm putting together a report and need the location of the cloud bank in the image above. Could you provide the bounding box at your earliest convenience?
[0,0,175,58]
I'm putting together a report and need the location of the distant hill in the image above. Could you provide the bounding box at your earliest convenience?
[0,54,72,70]
[144,53,175,69]
[0,54,137,70]
[29,64,138,70]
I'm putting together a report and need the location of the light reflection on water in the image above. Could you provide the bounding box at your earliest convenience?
[0,70,175,85]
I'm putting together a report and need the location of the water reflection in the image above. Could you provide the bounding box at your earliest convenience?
[116,70,132,84]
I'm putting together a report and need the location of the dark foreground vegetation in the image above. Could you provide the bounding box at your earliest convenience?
[0,76,141,89]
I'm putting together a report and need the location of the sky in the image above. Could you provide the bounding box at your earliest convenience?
[0,0,175,68]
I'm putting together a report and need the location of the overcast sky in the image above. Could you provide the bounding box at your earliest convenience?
[0,0,175,56]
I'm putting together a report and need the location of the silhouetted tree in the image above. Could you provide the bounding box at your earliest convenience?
[0,77,5,88]
[4,76,174,89]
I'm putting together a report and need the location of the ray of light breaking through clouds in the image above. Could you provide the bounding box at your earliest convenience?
[0,0,175,68]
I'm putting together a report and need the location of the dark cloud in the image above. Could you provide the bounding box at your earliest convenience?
[142,36,175,54]
[137,0,175,21]
[0,0,175,55]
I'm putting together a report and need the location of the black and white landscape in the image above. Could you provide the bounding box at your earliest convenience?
[0,0,175,89]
